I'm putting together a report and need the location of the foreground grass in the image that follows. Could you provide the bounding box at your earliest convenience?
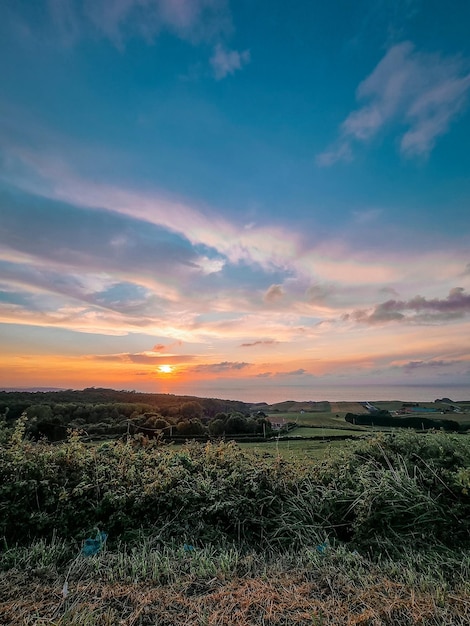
[1,538,470,625]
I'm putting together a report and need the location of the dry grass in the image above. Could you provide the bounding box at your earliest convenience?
[2,556,469,626]
[2,573,468,625]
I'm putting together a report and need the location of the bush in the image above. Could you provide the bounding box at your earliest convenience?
[311,431,470,550]
[1,426,469,555]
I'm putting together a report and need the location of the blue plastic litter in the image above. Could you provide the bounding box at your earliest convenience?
[82,531,108,556]
[316,541,328,554]
[183,543,195,553]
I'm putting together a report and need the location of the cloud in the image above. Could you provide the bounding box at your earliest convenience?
[196,256,226,274]
[190,361,250,373]
[153,343,166,352]
[315,142,352,167]
[44,0,232,48]
[210,44,250,79]
[0,301,161,336]
[240,340,278,347]
[47,0,81,46]
[0,189,199,279]
[91,352,195,364]
[264,284,284,303]
[305,283,335,304]
[348,287,470,325]
[401,359,456,372]
[253,368,310,379]
[279,368,308,377]
[351,208,383,224]
[318,41,470,164]
[379,286,400,296]
[152,340,182,352]
[1,145,302,272]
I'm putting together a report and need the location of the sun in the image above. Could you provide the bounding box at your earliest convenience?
[158,364,173,374]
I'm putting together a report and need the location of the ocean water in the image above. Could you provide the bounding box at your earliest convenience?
[166,383,469,404]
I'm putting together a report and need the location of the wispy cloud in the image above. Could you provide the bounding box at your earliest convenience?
[1,146,300,271]
[253,368,311,379]
[46,0,231,48]
[240,340,278,347]
[315,142,352,167]
[351,208,383,224]
[11,1,247,79]
[210,44,250,79]
[90,351,195,365]
[317,41,470,164]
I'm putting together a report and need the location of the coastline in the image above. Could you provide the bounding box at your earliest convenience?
[165,383,470,404]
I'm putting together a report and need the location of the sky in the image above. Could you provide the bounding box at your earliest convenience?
[1,0,470,399]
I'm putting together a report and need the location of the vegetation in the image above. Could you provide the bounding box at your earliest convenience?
[2,419,470,549]
[345,410,462,431]
[1,395,470,623]
[0,389,271,442]
[2,538,470,625]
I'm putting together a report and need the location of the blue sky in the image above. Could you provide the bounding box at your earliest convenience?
[1,0,470,397]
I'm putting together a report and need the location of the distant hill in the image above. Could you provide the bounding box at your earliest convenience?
[264,400,330,412]
[0,387,250,418]
[0,387,66,392]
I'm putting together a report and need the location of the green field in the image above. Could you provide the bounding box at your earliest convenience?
[238,437,357,461]
[290,426,366,437]
[268,401,470,431]
[268,410,365,429]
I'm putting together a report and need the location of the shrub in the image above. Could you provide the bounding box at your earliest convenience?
[310,431,470,550]
[0,427,469,556]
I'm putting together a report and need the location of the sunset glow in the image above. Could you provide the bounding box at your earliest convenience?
[0,2,469,400]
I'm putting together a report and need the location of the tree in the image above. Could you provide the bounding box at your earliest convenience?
[208,418,225,436]
[225,413,249,434]
[176,419,207,436]
[180,401,204,420]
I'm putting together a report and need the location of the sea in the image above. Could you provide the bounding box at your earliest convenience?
[165,383,470,404]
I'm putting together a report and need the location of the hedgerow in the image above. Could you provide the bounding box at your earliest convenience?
[1,421,469,554]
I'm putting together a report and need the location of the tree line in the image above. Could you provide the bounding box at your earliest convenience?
[0,388,272,441]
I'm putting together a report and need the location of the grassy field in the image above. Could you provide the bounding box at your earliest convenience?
[238,437,355,462]
[268,410,365,429]
[291,426,366,437]
[268,401,470,431]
